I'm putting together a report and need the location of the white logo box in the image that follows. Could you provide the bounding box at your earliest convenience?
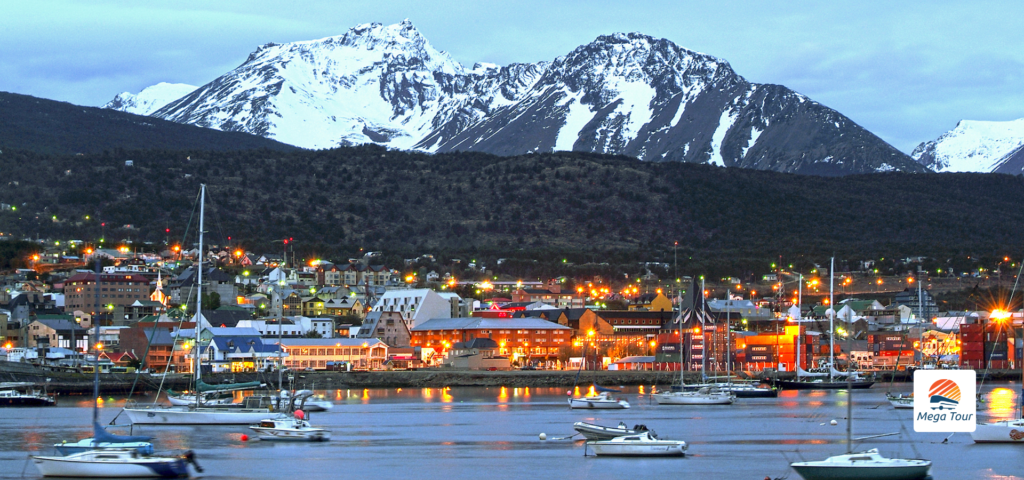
[914,370,976,432]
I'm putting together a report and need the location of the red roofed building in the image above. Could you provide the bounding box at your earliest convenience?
[64,272,151,315]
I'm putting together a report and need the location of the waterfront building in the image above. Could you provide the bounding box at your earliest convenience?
[372,288,459,329]
[410,316,571,366]
[26,318,90,350]
[278,338,388,370]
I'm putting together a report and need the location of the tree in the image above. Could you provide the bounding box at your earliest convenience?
[303,330,322,338]
[202,292,221,310]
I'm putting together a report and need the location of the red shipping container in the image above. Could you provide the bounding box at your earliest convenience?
[990,360,1009,370]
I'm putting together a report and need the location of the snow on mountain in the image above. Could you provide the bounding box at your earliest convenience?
[912,118,1024,173]
[109,20,926,175]
[103,82,197,116]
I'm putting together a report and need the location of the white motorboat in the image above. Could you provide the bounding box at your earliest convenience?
[32,449,200,478]
[653,387,735,405]
[0,382,56,406]
[790,449,931,480]
[573,421,651,441]
[887,393,914,410]
[586,431,687,457]
[250,411,330,441]
[970,418,1024,443]
[568,391,630,409]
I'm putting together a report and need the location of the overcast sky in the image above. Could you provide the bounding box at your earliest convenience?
[3,0,1022,153]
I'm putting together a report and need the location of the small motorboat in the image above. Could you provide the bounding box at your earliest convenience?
[32,449,201,478]
[653,387,735,405]
[568,391,630,409]
[54,422,154,456]
[887,393,914,410]
[790,449,931,480]
[573,421,651,441]
[249,410,330,441]
[586,431,687,457]
[970,419,1024,443]
[0,382,56,407]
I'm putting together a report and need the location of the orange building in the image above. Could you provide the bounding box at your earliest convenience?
[410,317,571,363]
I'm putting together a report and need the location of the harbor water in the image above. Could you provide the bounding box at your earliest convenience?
[1,383,1022,479]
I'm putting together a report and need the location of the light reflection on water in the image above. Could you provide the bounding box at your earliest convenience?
[2,383,1022,479]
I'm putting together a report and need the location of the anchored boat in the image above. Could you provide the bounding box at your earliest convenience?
[586,431,687,457]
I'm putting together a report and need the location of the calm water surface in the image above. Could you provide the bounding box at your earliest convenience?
[1,383,1022,479]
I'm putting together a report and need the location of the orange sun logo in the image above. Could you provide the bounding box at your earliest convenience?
[928,379,961,410]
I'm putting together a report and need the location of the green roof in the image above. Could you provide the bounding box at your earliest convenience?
[216,305,247,311]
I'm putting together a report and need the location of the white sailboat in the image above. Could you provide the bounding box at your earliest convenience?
[790,259,932,480]
[33,449,198,478]
[123,185,283,426]
[35,262,200,478]
[653,280,735,406]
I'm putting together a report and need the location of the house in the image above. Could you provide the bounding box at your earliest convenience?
[371,289,460,329]
[629,292,673,312]
[356,311,411,347]
[511,279,585,308]
[119,318,196,373]
[317,263,392,287]
[26,318,90,350]
[125,300,167,323]
[323,296,363,318]
[199,328,283,373]
[279,338,388,370]
[170,264,239,306]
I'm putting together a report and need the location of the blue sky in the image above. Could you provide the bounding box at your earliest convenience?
[3,0,1022,153]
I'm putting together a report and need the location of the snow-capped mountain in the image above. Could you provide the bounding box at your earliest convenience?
[107,20,926,175]
[103,82,197,116]
[912,118,1024,173]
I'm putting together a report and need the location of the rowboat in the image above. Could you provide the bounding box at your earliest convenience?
[573,421,650,441]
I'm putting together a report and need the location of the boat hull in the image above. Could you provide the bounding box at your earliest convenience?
[250,427,330,441]
[791,464,931,480]
[124,406,278,425]
[970,420,1024,443]
[588,441,686,457]
[32,452,188,478]
[0,397,56,406]
[573,422,649,441]
[652,393,734,405]
[775,380,875,390]
[568,398,629,409]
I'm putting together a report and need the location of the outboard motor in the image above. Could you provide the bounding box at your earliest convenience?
[182,450,203,473]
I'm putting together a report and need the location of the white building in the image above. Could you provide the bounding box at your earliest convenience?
[371,289,461,329]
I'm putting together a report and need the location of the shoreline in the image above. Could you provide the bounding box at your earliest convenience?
[4,361,1017,395]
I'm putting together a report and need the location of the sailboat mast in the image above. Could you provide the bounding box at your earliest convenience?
[830,257,835,383]
[92,254,102,425]
[846,307,854,453]
[194,185,205,410]
[796,274,802,374]
[726,287,731,382]
[700,277,706,382]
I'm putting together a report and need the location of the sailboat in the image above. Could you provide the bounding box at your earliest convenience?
[123,185,283,426]
[790,257,931,480]
[34,263,202,478]
[775,260,874,390]
[653,279,735,406]
[567,334,630,409]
